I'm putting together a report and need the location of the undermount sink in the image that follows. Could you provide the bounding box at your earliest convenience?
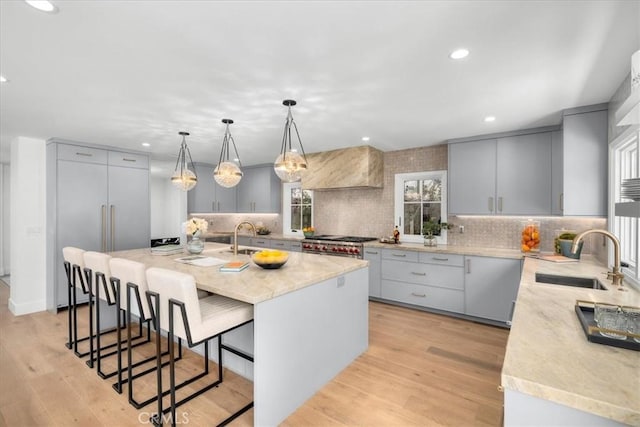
[225,248,260,255]
[535,273,608,290]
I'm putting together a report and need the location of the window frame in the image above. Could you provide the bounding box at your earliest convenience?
[282,182,313,237]
[394,170,448,244]
[609,125,639,290]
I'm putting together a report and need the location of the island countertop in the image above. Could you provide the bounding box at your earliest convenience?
[503,255,640,425]
[110,243,368,304]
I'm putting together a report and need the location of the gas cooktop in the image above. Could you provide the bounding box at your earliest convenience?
[304,235,377,243]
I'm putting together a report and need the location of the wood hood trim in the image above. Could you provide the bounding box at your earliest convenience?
[301,145,383,190]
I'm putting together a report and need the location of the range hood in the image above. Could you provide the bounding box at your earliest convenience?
[301,145,383,190]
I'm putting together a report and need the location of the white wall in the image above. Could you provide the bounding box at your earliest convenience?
[9,137,47,315]
[0,163,10,276]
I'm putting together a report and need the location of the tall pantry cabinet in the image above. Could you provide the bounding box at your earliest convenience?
[46,140,150,309]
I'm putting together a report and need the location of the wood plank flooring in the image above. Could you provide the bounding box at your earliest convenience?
[0,281,509,426]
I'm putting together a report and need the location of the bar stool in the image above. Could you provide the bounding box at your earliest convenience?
[62,247,91,357]
[109,258,182,408]
[146,267,254,427]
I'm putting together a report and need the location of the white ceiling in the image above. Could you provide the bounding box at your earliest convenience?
[1,0,639,170]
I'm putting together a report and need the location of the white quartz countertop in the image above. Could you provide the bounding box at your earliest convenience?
[110,243,366,304]
[502,256,640,424]
[364,241,524,259]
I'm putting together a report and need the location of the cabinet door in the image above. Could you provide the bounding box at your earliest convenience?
[562,110,607,216]
[188,164,215,213]
[108,165,150,251]
[551,130,564,215]
[56,160,108,307]
[363,248,382,297]
[464,256,522,323]
[237,168,262,213]
[215,183,237,213]
[449,139,497,214]
[496,133,552,215]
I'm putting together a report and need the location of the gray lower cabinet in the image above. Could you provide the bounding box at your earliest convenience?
[187,163,237,213]
[363,248,382,297]
[235,236,302,252]
[48,141,150,309]
[237,165,282,213]
[464,255,522,323]
[381,249,465,313]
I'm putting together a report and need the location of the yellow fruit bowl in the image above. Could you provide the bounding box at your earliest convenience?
[251,250,289,270]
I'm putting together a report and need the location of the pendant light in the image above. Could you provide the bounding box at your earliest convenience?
[171,131,197,191]
[213,119,243,188]
[274,99,308,182]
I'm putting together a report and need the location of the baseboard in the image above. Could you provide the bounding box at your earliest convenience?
[8,297,46,316]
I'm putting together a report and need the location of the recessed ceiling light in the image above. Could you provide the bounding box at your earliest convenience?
[361,136,370,142]
[0,75,7,83]
[449,48,469,60]
[24,1,58,13]
[141,142,151,147]
[484,116,496,122]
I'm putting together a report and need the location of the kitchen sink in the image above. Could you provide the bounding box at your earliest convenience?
[224,248,260,255]
[534,273,607,290]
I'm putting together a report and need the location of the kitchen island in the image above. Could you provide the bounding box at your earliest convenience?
[111,243,369,426]
[503,256,640,426]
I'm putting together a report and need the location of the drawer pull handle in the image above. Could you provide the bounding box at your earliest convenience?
[365,251,379,255]
[122,158,137,162]
[411,292,426,298]
[432,257,449,261]
[274,243,284,246]
[76,152,93,157]
[411,272,426,276]
[392,253,406,257]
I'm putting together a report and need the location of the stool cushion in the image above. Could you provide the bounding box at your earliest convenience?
[146,268,253,345]
[84,251,115,302]
[109,258,151,320]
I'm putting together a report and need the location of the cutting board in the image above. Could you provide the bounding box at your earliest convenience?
[538,254,579,263]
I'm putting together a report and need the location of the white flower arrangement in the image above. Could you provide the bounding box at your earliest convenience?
[183,217,208,236]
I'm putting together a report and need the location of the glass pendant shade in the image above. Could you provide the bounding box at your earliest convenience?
[213,119,243,188]
[214,161,242,188]
[171,131,198,191]
[274,150,307,182]
[274,99,308,182]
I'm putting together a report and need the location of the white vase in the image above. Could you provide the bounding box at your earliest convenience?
[423,236,437,247]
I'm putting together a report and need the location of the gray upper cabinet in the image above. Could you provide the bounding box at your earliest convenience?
[48,141,150,309]
[187,163,237,213]
[449,139,497,214]
[449,132,552,215]
[496,133,552,215]
[237,165,282,213]
[553,107,608,216]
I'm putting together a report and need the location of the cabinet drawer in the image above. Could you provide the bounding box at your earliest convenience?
[418,252,464,267]
[289,241,302,252]
[363,248,382,259]
[382,249,418,262]
[57,143,107,164]
[253,238,270,248]
[108,151,149,169]
[271,240,290,250]
[381,280,464,313]
[381,259,464,290]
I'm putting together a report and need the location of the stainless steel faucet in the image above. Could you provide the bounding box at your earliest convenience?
[572,229,625,290]
[233,221,256,256]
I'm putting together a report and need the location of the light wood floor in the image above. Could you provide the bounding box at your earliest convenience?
[0,281,509,426]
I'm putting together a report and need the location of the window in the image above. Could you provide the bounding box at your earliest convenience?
[394,171,448,244]
[610,127,639,288]
[283,182,313,236]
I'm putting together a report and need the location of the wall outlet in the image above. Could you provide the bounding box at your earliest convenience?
[459,225,465,234]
